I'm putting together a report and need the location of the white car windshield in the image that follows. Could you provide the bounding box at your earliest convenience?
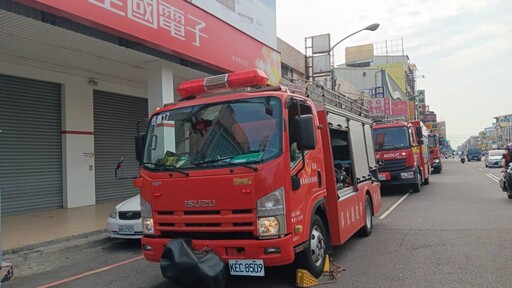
[489,150,504,157]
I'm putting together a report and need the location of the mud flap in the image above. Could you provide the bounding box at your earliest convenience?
[160,239,228,288]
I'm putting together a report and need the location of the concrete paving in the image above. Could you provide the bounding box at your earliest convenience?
[1,198,128,284]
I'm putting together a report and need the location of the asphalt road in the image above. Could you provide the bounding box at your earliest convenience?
[8,158,512,288]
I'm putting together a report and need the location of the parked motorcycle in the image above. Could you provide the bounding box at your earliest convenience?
[500,163,512,199]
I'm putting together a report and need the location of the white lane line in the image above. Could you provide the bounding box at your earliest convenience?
[485,173,500,183]
[478,168,483,171]
[379,193,410,220]
[38,255,144,288]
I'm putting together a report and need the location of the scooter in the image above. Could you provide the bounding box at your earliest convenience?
[500,163,512,199]
[460,156,465,164]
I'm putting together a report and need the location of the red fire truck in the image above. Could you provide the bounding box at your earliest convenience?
[372,120,430,192]
[428,132,442,173]
[122,70,381,280]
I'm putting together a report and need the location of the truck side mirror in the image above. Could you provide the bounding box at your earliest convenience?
[135,134,146,163]
[416,126,423,139]
[115,157,125,180]
[294,115,316,150]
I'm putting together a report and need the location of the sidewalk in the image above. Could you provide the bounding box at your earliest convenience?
[1,198,125,255]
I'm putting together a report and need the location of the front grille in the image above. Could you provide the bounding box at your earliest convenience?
[155,209,255,239]
[160,231,255,240]
[118,211,141,220]
[378,159,407,172]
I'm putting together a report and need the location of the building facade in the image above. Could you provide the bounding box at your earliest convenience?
[0,0,280,215]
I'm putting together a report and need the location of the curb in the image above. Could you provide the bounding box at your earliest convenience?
[2,229,110,257]
[2,229,125,279]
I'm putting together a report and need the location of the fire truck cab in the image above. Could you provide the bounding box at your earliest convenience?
[372,120,430,192]
[428,132,442,173]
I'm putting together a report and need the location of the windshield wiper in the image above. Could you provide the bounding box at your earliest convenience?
[382,144,404,149]
[194,156,258,172]
[143,162,189,176]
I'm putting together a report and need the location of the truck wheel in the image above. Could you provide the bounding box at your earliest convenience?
[296,215,326,278]
[423,176,430,185]
[358,194,373,237]
[411,169,421,193]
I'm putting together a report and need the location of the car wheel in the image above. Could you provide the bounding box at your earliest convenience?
[358,194,373,237]
[296,215,326,278]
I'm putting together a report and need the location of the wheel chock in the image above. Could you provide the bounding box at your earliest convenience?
[323,256,330,273]
[295,269,318,287]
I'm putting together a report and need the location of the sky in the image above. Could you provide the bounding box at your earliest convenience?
[275,0,512,147]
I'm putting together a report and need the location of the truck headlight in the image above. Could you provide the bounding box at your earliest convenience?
[258,217,280,236]
[140,196,154,235]
[257,187,285,216]
[109,208,117,219]
[257,187,286,237]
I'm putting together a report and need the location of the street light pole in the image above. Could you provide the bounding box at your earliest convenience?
[329,23,380,53]
[330,23,380,90]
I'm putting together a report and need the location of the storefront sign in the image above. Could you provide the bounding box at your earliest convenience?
[365,98,391,116]
[16,0,281,84]
[391,100,408,116]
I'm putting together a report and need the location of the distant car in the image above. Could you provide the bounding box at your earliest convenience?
[107,194,143,239]
[485,150,505,168]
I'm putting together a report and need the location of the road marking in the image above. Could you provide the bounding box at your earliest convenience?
[38,255,144,288]
[478,168,482,171]
[379,193,410,220]
[485,173,500,183]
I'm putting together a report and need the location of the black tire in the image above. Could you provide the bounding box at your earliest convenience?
[411,169,421,193]
[507,188,512,199]
[358,194,373,237]
[423,176,429,185]
[296,215,326,278]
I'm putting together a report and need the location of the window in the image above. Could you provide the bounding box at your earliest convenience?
[288,99,312,169]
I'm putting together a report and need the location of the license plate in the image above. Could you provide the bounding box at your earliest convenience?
[118,225,134,234]
[378,174,386,181]
[228,259,265,276]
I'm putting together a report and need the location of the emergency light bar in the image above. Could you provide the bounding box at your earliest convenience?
[177,69,269,98]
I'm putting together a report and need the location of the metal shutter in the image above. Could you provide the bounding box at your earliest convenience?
[93,90,148,202]
[0,74,62,215]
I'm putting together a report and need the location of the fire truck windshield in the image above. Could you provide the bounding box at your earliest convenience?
[142,97,282,171]
[372,127,410,151]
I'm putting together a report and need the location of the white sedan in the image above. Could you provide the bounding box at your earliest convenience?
[107,194,143,239]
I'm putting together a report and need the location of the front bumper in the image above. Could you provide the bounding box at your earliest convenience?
[142,234,295,266]
[378,168,419,186]
[487,160,502,168]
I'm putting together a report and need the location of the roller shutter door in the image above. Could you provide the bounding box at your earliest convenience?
[94,90,147,202]
[0,74,62,215]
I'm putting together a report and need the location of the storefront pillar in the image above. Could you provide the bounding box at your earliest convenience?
[147,60,177,114]
[62,77,96,208]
